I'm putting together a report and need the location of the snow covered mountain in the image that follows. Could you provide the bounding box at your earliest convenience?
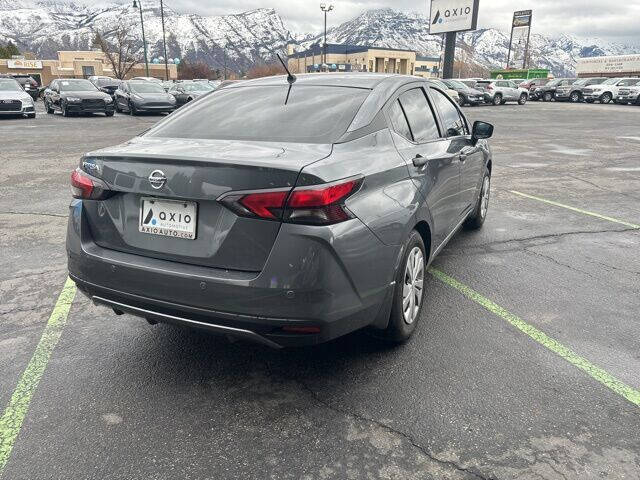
[0,2,637,76]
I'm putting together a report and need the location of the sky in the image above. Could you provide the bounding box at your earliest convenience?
[95,0,640,45]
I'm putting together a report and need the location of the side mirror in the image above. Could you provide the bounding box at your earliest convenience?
[471,121,493,144]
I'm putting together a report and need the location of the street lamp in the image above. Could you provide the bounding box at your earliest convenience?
[320,3,333,67]
[132,0,149,77]
[159,0,169,80]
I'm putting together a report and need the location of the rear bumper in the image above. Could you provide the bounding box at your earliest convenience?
[67,200,398,347]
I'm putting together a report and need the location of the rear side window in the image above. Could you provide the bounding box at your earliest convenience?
[147,85,370,144]
[397,88,439,143]
[387,100,412,141]
[430,89,468,137]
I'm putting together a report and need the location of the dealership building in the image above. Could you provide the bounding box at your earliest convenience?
[287,44,418,75]
[0,50,177,85]
[576,54,640,78]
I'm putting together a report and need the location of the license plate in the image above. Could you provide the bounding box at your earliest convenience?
[139,197,197,240]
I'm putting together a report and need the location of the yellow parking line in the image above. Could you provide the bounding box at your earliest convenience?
[429,267,640,408]
[510,190,640,229]
[0,278,76,475]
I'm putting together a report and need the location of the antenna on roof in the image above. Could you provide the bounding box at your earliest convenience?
[277,53,296,85]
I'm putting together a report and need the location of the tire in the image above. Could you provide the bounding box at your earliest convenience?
[570,91,581,103]
[129,101,137,115]
[585,99,594,103]
[45,100,54,114]
[518,93,527,105]
[458,95,465,107]
[464,169,491,230]
[105,110,114,117]
[61,102,71,117]
[600,92,612,104]
[114,101,120,113]
[27,113,36,119]
[492,93,502,106]
[543,92,553,102]
[379,230,427,343]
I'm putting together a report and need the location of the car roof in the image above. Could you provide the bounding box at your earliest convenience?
[229,73,400,90]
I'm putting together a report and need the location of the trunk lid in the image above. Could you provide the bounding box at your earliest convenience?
[82,137,331,272]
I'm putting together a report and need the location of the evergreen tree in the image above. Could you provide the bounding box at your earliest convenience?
[5,41,20,57]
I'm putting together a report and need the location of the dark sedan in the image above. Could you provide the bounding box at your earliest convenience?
[168,81,214,106]
[88,76,122,99]
[442,79,484,106]
[67,73,494,348]
[43,78,115,117]
[114,80,177,115]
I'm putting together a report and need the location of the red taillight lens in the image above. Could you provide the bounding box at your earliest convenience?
[70,168,112,200]
[71,169,94,199]
[239,190,289,219]
[219,177,361,225]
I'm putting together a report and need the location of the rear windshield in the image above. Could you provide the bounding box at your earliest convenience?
[147,85,370,144]
[94,78,120,87]
[130,82,165,93]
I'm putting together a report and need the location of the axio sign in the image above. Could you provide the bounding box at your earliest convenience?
[429,0,480,34]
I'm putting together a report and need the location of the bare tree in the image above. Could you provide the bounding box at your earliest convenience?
[246,63,285,79]
[93,27,141,80]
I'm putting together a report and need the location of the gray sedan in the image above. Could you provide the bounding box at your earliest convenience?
[0,77,36,118]
[114,80,177,115]
[67,73,494,348]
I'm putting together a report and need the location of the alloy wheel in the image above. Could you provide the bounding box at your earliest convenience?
[402,247,424,325]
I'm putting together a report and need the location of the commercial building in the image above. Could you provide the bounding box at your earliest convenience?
[413,56,440,78]
[0,51,177,85]
[287,44,416,75]
[576,54,640,78]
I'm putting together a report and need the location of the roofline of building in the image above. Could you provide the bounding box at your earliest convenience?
[289,43,416,59]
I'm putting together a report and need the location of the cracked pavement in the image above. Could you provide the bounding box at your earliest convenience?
[1,101,639,479]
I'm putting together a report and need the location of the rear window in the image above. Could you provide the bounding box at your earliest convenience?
[147,85,370,144]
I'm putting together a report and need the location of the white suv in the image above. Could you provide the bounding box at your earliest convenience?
[615,80,640,105]
[475,80,528,106]
[583,78,640,104]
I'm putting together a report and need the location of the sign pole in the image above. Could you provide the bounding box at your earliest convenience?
[442,32,456,79]
[523,11,532,69]
[506,25,514,69]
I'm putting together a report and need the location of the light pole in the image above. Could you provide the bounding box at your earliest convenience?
[319,3,333,67]
[132,0,149,77]
[159,0,169,80]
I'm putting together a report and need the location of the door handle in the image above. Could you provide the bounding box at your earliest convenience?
[412,154,428,167]
[459,146,479,162]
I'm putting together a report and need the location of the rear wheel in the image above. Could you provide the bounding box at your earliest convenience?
[518,93,527,105]
[379,230,427,343]
[543,92,553,102]
[129,101,137,115]
[600,92,612,104]
[492,93,502,106]
[464,169,491,230]
[27,113,36,119]
[105,110,114,117]
[45,100,54,114]
[570,91,581,103]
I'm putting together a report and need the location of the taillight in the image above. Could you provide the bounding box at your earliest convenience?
[219,177,361,225]
[70,168,112,200]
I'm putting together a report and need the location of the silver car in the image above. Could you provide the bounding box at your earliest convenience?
[0,77,36,118]
[476,79,528,106]
[583,77,640,104]
[616,80,640,105]
[67,74,494,348]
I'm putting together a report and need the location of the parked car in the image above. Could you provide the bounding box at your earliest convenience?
[88,76,122,99]
[475,79,528,105]
[1,73,39,101]
[0,77,36,118]
[424,79,460,104]
[114,80,177,115]
[520,78,549,100]
[554,77,607,102]
[43,78,115,117]
[441,79,484,106]
[615,80,640,105]
[66,73,494,347]
[534,78,577,102]
[168,81,215,106]
[583,77,640,104]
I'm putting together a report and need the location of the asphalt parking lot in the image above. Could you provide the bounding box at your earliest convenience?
[1,100,639,480]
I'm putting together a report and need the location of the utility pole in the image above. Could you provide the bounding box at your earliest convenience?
[223,48,227,80]
[159,0,169,80]
[132,0,149,77]
[320,3,334,67]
